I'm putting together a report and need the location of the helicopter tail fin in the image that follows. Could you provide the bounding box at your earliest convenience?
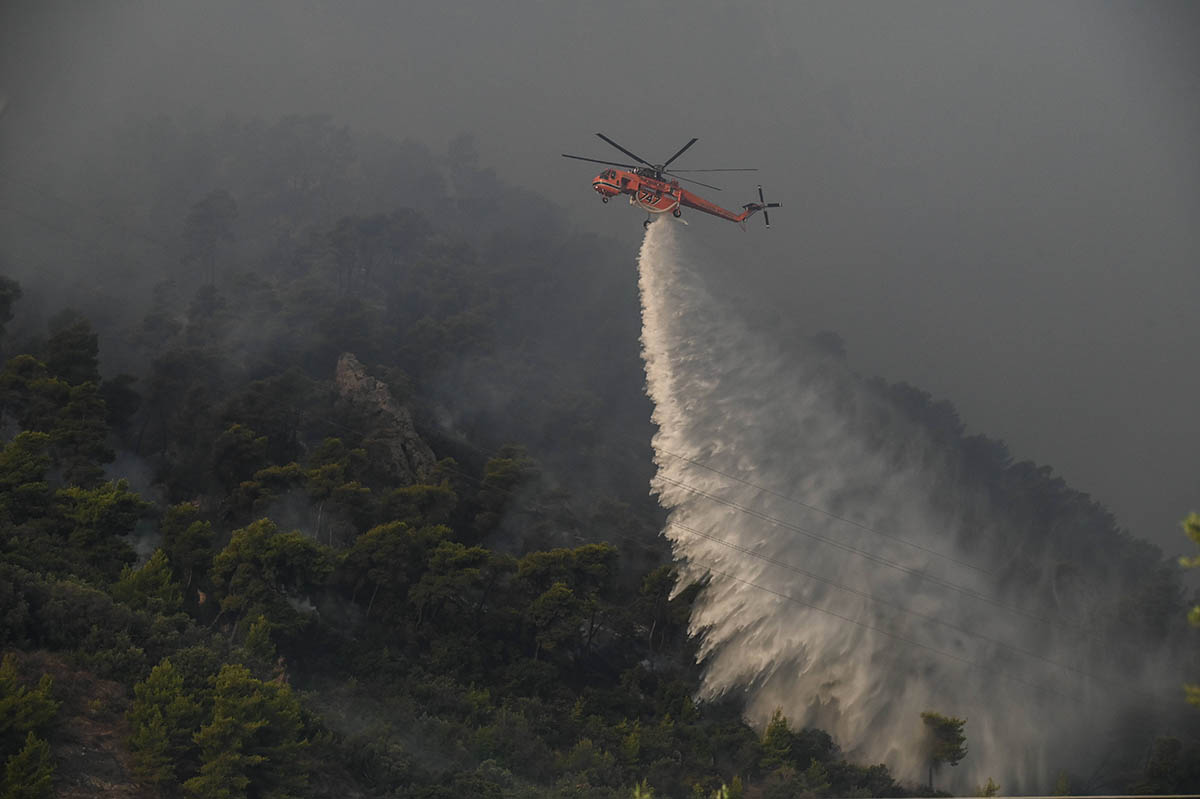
[740,185,782,228]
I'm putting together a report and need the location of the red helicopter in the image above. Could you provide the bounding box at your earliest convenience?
[563,133,781,229]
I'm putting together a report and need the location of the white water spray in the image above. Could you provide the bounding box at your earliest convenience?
[636,219,1162,791]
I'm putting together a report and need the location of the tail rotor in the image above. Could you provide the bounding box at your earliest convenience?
[757,185,781,228]
[740,185,782,229]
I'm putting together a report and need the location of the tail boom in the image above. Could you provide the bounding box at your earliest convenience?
[678,186,782,229]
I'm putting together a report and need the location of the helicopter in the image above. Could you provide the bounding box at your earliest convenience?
[563,133,781,229]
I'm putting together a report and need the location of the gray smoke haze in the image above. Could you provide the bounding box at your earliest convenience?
[2,1,1196,559]
[639,217,1183,792]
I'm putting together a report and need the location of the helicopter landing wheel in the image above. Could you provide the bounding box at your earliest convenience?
[601,196,608,204]
[672,209,681,218]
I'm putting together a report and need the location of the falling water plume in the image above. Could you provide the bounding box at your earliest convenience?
[635,218,1176,792]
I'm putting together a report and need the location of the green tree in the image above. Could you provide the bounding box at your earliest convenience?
[185,285,232,348]
[340,521,446,622]
[112,549,184,616]
[473,446,537,538]
[802,758,832,795]
[1132,736,1200,795]
[301,438,371,544]
[222,369,315,465]
[239,615,280,681]
[55,479,148,583]
[0,655,59,754]
[127,658,203,786]
[327,210,430,296]
[528,582,583,660]
[210,518,334,636]
[144,347,223,460]
[134,280,184,356]
[1180,512,1200,705]
[920,711,967,791]
[98,373,141,432]
[410,540,501,628]
[0,276,22,345]
[160,504,216,596]
[0,358,69,436]
[211,424,268,493]
[0,350,113,485]
[381,482,457,528]
[637,566,678,653]
[976,776,1000,797]
[0,432,52,525]
[2,731,54,799]
[183,189,238,285]
[182,663,309,799]
[49,381,113,486]
[44,310,100,386]
[760,709,794,772]
[516,543,617,599]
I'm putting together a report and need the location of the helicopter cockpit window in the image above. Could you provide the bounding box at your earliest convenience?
[603,169,616,179]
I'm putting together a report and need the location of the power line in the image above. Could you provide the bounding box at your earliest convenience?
[692,561,1078,702]
[654,441,990,574]
[0,168,178,253]
[392,429,1165,707]
[656,474,1090,636]
[297,418,1091,705]
[297,348,1140,701]
[499,398,992,577]
[0,170,1166,706]
[663,519,1078,677]
[421,450,1104,705]
[469,406,1106,643]
[1,173,1005,601]
[1,170,989,581]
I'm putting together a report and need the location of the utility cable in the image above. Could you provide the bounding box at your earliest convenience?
[653,441,990,574]
[0,170,993,582]
[418,453,1115,706]
[500,400,992,576]
[0,168,178,252]
[655,474,1089,635]
[389,426,1167,707]
[0,173,1137,663]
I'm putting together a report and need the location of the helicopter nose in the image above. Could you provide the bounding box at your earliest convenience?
[593,178,618,196]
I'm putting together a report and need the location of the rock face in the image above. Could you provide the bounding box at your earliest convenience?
[334,353,436,485]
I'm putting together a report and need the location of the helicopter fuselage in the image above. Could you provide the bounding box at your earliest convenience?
[592,169,681,214]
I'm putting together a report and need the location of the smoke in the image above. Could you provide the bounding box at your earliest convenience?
[636,218,1176,792]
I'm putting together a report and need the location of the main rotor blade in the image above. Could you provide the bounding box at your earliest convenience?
[562,154,638,169]
[595,133,653,167]
[664,172,722,191]
[668,168,759,173]
[661,137,699,170]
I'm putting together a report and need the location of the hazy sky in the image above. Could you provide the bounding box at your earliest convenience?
[2,1,1198,557]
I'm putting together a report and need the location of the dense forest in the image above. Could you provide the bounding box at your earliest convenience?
[0,114,1197,798]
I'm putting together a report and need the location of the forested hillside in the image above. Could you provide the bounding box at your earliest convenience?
[0,114,1196,798]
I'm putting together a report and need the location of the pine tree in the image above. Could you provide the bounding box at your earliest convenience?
[2,732,54,799]
[0,656,58,754]
[127,659,202,786]
[920,711,968,791]
[113,549,184,615]
[760,708,794,771]
[183,664,308,799]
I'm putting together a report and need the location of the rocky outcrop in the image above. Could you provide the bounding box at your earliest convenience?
[334,353,436,485]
